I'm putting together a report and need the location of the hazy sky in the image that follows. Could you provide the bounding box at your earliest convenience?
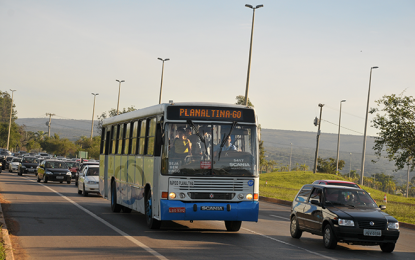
[1,0,414,137]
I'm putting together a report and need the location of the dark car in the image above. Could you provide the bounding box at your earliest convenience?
[37,160,72,184]
[66,161,79,179]
[312,180,360,188]
[290,184,399,253]
[18,156,40,176]
[75,161,99,186]
[3,156,13,170]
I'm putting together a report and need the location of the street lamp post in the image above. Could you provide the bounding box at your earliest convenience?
[360,66,378,185]
[336,100,346,174]
[6,89,16,150]
[349,153,352,178]
[313,103,324,173]
[244,4,263,106]
[90,93,99,140]
[289,143,293,171]
[116,79,125,115]
[158,58,170,104]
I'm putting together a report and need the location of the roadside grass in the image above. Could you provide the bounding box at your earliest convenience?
[259,171,415,225]
[0,230,5,260]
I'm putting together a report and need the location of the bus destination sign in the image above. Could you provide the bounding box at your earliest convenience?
[167,106,255,122]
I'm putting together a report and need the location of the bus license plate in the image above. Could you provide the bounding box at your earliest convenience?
[169,207,185,213]
[201,206,224,211]
[363,229,381,236]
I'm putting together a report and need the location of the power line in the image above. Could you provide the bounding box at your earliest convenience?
[322,119,363,135]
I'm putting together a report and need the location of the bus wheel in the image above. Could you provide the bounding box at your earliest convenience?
[111,182,121,212]
[145,190,161,229]
[225,221,242,232]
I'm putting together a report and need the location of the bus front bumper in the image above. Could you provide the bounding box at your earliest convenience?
[160,200,259,222]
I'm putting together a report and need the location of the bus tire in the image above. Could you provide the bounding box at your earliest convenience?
[145,190,161,229]
[111,181,121,212]
[225,221,242,232]
[122,206,132,213]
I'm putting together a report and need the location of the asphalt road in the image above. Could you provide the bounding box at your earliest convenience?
[0,171,414,260]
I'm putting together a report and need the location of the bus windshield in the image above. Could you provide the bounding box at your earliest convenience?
[163,123,257,177]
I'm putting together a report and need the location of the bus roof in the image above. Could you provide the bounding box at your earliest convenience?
[102,102,255,126]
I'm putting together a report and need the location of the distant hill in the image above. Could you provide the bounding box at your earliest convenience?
[15,118,413,185]
[16,118,100,141]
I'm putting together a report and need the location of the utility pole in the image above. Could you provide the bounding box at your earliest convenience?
[313,103,324,173]
[46,113,55,137]
[289,143,292,171]
[90,93,99,140]
[6,89,16,150]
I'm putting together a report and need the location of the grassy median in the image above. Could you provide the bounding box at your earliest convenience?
[259,171,415,225]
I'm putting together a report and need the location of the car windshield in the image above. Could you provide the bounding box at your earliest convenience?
[45,161,68,169]
[23,157,38,163]
[66,162,77,168]
[12,158,21,162]
[162,123,257,177]
[87,168,99,176]
[324,188,377,209]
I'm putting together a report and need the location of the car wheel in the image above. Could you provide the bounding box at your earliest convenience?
[83,184,88,197]
[60,181,63,183]
[225,221,242,232]
[380,243,395,253]
[145,190,161,229]
[323,224,337,249]
[111,182,121,212]
[122,206,132,213]
[18,169,22,176]
[290,216,302,238]
[37,175,41,182]
[77,184,82,194]
[43,175,48,183]
[67,180,71,184]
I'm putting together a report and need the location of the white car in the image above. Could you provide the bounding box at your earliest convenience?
[77,165,100,196]
[9,157,21,173]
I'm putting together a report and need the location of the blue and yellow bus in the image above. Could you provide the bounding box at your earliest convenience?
[99,102,259,231]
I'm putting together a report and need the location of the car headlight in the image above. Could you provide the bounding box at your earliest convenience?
[388,222,399,230]
[338,219,355,226]
[46,171,53,175]
[66,172,71,175]
[21,165,26,168]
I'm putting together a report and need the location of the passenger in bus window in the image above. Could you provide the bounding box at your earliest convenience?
[172,130,192,157]
[186,128,202,156]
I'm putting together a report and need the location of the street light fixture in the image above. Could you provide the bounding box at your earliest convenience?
[116,79,125,115]
[244,4,263,106]
[158,58,170,104]
[360,66,378,185]
[90,93,99,140]
[336,99,346,174]
[6,89,16,150]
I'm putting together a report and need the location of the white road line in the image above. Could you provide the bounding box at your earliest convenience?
[242,228,337,260]
[26,177,168,260]
[270,215,290,221]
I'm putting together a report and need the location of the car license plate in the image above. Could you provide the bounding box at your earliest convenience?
[29,169,34,172]
[363,229,381,236]
[56,176,64,179]
[200,206,224,211]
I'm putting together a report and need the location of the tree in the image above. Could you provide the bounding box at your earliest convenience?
[97,106,136,135]
[317,157,345,174]
[0,90,20,149]
[235,95,254,107]
[371,94,415,197]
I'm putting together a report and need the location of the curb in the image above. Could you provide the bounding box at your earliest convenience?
[259,196,415,230]
[0,200,14,260]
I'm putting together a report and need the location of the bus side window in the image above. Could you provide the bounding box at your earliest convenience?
[138,120,146,155]
[146,118,156,156]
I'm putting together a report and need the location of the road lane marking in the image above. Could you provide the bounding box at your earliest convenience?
[26,178,168,260]
[270,215,290,221]
[242,228,337,260]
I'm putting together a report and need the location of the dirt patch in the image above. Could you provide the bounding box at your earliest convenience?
[0,193,27,260]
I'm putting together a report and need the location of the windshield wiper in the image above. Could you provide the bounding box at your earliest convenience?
[218,121,237,161]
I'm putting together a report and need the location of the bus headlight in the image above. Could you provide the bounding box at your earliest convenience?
[246,194,253,200]
[169,193,176,199]
[179,193,186,199]
[238,193,244,200]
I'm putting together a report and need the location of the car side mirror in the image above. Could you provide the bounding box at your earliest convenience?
[310,199,321,206]
[379,205,386,210]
